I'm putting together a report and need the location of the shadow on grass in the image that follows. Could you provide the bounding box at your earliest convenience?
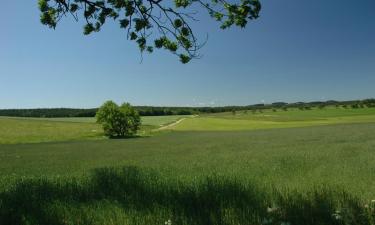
[0,166,374,225]
[108,135,146,139]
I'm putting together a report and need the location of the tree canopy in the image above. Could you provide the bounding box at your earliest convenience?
[38,0,261,63]
[96,101,141,137]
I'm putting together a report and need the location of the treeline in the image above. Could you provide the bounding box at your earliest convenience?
[0,99,374,118]
[286,99,375,110]
[136,106,196,116]
[0,107,195,118]
[0,108,97,118]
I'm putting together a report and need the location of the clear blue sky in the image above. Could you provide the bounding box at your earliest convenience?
[1,0,374,108]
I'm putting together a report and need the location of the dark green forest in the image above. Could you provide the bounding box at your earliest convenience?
[0,99,374,118]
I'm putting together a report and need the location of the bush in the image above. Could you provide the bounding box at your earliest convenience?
[96,101,141,138]
[351,104,359,109]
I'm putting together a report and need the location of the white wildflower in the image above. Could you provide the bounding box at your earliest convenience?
[332,209,342,220]
[267,206,278,213]
[261,218,272,224]
[281,222,291,225]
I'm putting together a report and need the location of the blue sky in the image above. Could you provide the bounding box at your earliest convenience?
[1,0,374,108]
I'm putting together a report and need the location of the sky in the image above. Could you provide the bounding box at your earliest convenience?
[1,0,374,108]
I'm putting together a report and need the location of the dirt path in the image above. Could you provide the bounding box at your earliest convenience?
[157,118,186,130]
[157,115,198,131]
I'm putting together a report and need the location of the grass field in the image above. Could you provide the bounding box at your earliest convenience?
[0,115,189,144]
[1,107,375,224]
[10,115,189,126]
[171,107,375,131]
[0,117,102,144]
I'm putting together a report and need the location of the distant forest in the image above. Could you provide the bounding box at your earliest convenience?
[0,99,374,118]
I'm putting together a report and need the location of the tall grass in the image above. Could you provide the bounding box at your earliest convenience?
[1,166,374,225]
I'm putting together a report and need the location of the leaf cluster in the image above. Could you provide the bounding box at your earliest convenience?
[38,0,261,63]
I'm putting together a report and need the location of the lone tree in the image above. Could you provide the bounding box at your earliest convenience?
[96,101,141,138]
[38,0,261,63]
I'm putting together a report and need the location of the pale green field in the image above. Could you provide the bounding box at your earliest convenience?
[0,115,188,144]
[171,107,375,131]
[141,115,191,126]
[0,118,102,144]
[1,115,188,126]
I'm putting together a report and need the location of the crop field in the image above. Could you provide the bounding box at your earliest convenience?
[1,107,375,224]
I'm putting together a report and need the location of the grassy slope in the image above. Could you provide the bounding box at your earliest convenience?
[172,107,375,131]
[11,115,188,126]
[1,123,375,199]
[0,115,188,144]
[0,118,103,144]
[2,108,374,144]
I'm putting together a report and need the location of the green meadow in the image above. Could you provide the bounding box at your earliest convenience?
[1,107,375,224]
[9,115,188,126]
[0,115,189,144]
[171,107,375,131]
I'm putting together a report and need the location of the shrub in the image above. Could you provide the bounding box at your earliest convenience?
[351,104,359,109]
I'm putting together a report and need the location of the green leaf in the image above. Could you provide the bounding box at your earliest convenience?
[130,32,138,40]
[83,23,95,35]
[174,19,183,28]
[70,4,78,13]
[119,19,129,29]
[38,0,48,12]
[179,54,191,64]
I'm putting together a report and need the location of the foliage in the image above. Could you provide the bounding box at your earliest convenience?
[37,0,261,63]
[0,108,98,118]
[0,107,193,117]
[363,99,375,108]
[96,101,141,137]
